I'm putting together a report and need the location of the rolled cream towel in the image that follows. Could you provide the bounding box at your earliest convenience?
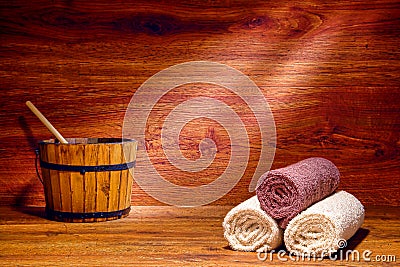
[223,196,283,252]
[256,157,340,228]
[284,191,365,256]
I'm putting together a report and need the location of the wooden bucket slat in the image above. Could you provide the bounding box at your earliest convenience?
[108,144,122,221]
[39,143,53,211]
[124,142,136,208]
[46,144,61,211]
[119,169,129,210]
[126,170,134,209]
[83,144,98,222]
[69,145,84,222]
[122,142,130,209]
[119,141,128,211]
[57,145,72,214]
[95,143,110,222]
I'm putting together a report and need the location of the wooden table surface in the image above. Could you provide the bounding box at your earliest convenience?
[0,205,398,266]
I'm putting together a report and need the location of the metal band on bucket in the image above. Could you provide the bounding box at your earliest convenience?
[39,160,136,175]
[46,207,131,220]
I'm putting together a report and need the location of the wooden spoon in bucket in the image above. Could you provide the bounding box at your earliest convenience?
[26,101,68,144]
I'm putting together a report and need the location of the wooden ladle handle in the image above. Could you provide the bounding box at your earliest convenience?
[26,101,68,144]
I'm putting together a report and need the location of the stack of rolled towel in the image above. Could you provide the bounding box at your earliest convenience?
[223,157,365,256]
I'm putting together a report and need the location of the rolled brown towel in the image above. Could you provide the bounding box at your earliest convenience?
[256,157,340,228]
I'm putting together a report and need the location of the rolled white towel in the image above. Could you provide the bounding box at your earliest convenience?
[223,196,283,252]
[284,191,365,257]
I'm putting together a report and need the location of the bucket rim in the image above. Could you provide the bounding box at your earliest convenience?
[38,138,137,145]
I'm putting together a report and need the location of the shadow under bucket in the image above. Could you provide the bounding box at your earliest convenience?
[37,138,137,222]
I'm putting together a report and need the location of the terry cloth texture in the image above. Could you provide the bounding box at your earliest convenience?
[256,157,340,228]
[284,191,365,257]
[223,196,283,252]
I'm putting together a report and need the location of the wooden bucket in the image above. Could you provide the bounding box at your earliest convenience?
[37,138,137,222]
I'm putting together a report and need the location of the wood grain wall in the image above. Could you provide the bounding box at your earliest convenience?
[1,0,399,206]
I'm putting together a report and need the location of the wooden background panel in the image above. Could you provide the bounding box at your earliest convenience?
[0,0,399,206]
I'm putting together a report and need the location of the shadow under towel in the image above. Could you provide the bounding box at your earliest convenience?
[256,157,340,228]
[284,191,365,257]
[223,196,283,252]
